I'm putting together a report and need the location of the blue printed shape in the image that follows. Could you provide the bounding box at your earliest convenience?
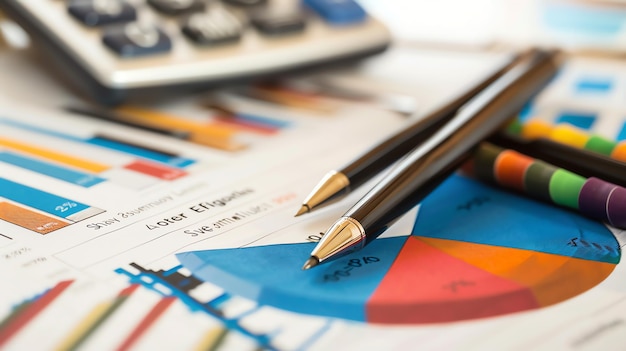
[555,111,596,130]
[412,175,620,264]
[177,237,407,322]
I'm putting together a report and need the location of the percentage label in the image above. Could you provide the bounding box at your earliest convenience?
[442,280,475,293]
[55,202,77,213]
[322,256,380,283]
[567,237,619,256]
[456,196,490,211]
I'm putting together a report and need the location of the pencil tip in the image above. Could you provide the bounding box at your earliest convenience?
[294,205,310,217]
[302,257,319,270]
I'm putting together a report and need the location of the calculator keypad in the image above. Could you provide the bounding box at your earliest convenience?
[103,22,172,57]
[65,0,370,58]
[68,0,137,26]
[249,8,307,36]
[2,0,390,102]
[303,0,366,25]
[182,8,242,45]
[147,0,206,16]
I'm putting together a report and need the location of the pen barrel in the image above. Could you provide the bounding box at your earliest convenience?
[343,53,523,187]
[347,49,561,239]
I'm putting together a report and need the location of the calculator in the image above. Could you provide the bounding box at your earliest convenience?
[0,0,391,105]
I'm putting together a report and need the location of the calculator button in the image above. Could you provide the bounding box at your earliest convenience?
[182,9,242,45]
[221,0,267,7]
[147,0,206,16]
[303,0,366,25]
[250,9,306,36]
[102,22,172,57]
[68,0,137,26]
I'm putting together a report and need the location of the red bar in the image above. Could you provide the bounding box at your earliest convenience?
[118,284,140,297]
[212,119,278,135]
[124,160,187,181]
[116,297,176,351]
[0,280,73,346]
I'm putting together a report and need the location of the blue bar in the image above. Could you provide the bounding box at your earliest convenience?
[0,151,106,188]
[0,118,195,169]
[0,118,83,142]
[86,136,195,168]
[575,78,613,94]
[237,113,291,129]
[0,178,90,219]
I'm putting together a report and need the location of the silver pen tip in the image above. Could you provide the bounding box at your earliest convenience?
[302,256,319,270]
[294,205,310,217]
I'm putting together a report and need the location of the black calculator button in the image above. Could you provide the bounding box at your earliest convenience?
[303,0,366,25]
[221,0,267,7]
[182,9,242,45]
[68,0,137,26]
[147,0,206,16]
[251,10,306,36]
[102,22,172,57]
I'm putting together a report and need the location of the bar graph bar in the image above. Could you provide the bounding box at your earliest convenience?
[87,135,194,169]
[0,118,196,169]
[114,106,246,151]
[0,151,106,188]
[213,112,291,135]
[0,280,74,347]
[0,137,110,173]
[55,285,139,351]
[0,119,193,184]
[240,85,337,113]
[123,160,187,181]
[116,297,176,351]
[116,263,272,348]
[192,326,228,351]
[0,202,70,234]
[0,178,104,223]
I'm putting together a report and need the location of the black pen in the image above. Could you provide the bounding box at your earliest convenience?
[294,52,523,216]
[302,48,561,270]
[487,131,626,188]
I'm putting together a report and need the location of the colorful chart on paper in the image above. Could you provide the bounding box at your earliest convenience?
[177,175,621,324]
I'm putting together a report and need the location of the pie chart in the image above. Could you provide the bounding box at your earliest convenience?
[177,175,620,324]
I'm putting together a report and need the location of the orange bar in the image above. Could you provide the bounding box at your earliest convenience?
[0,202,70,234]
[250,87,336,114]
[494,150,534,191]
[0,137,109,173]
[186,133,247,151]
[114,106,247,151]
[115,106,237,138]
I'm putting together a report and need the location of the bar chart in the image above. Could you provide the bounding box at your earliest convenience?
[0,178,104,234]
[0,278,258,351]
